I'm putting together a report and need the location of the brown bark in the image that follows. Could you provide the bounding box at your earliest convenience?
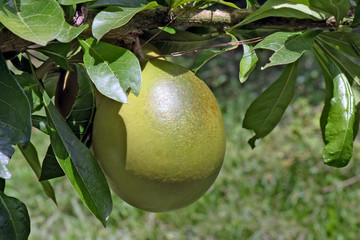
[0,6,331,53]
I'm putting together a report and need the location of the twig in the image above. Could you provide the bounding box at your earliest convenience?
[148,37,262,59]
[322,174,360,193]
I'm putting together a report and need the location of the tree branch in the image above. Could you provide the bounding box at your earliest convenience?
[0,6,332,53]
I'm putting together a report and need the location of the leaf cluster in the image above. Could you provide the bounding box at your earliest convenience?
[0,0,360,239]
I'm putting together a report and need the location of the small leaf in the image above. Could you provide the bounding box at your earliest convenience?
[191,33,238,73]
[144,29,214,54]
[243,61,298,148]
[56,22,88,43]
[254,29,322,69]
[39,145,65,181]
[246,0,258,8]
[0,0,65,46]
[14,73,43,113]
[239,37,258,83]
[66,64,96,141]
[315,38,360,87]
[32,115,49,135]
[234,0,327,27]
[10,55,33,73]
[36,43,73,71]
[79,38,142,103]
[92,1,158,40]
[18,142,57,204]
[42,91,112,225]
[0,192,30,240]
[351,1,360,27]
[312,44,333,142]
[0,54,32,179]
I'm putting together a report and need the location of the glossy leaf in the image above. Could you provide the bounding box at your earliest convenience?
[243,61,298,148]
[239,38,258,83]
[18,142,57,204]
[0,54,31,179]
[39,145,64,181]
[235,0,327,27]
[36,43,73,71]
[66,64,96,141]
[322,61,355,167]
[92,1,158,40]
[14,73,43,113]
[254,29,322,69]
[79,38,142,103]
[0,0,64,46]
[56,22,88,43]
[0,192,30,240]
[42,91,112,226]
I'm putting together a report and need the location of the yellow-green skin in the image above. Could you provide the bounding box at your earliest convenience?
[92,59,226,212]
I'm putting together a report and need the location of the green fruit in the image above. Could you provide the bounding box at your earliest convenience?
[92,59,226,212]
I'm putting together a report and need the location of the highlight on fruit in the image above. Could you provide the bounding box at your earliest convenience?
[92,56,226,212]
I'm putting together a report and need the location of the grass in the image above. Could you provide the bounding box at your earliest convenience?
[6,72,360,239]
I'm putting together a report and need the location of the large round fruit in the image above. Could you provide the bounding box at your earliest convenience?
[92,59,226,212]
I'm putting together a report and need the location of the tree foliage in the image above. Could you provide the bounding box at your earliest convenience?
[0,0,360,238]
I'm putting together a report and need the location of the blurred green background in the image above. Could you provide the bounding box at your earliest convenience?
[6,48,360,240]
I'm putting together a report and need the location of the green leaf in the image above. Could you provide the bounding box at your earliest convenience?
[56,22,89,43]
[39,145,65,181]
[312,44,333,142]
[246,0,258,8]
[144,29,214,54]
[317,32,360,59]
[190,33,238,73]
[239,37,258,83]
[0,0,65,46]
[243,61,298,148]
[42,91,112,225]
[10,55,33,73]
[14,73,43,112]
[66,64,96,141]
[0,54,32,179]
[92,1,158,40]
[202,0,240,9]
[352,1,360,27]
[31,115,49,135]
[315,38,360,87]
[58,0,94,4]
[79,38,142,103]
[234,0,327,27]
[321,60,355,167]
[0,192,30,240]
[254,29,322,69]
[36,43,73,71]
[17,142,57,204]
